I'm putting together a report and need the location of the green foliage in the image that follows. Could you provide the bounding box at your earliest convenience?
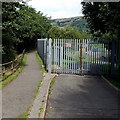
[35,51,46,74]
[104,76,120,89]
[2,2,21,62]
[35,51,46,96]
[2,2,51,63]
[81,2,120,74]
[51,16,89,32]
[19,104,33,119]
[48,25,91,39]
[81,2,120,39]
[19,112,29,118]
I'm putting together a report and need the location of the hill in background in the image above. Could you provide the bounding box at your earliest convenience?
[51,16,89,32]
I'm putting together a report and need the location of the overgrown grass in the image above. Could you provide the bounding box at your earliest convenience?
[35,51,46,96]
[101,64,120,89]
[108,79,120,89]
[104,76,120,89]
[0,54,27,89]
[35,51,46,74]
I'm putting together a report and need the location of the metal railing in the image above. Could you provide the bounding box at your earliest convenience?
[0,50,25,81]
[37,38,112,75]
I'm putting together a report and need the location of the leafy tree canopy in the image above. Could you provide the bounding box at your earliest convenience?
[81,2,120,40]
[82,2,120,73]
[47,25,91,39]
[2,2,51,63]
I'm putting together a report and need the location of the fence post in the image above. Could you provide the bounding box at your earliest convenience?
[44,38,47,67]
[11,62,14,73]
[2,66,5,77]
[60,46,63,68]
[80,39,82,75]
[48,38,52,73]
[111,40,115,76]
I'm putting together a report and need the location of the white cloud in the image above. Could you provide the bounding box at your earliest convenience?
[28,0,83,19]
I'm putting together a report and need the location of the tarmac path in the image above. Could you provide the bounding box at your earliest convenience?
[2,51,42,118]
[46,74,120,118]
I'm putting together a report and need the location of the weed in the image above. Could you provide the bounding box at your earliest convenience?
[19,104,33,119]
[49,78,56,95]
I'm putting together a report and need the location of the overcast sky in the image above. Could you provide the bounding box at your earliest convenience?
[28,0,83,19]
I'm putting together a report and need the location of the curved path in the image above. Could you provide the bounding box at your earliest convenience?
[2,51,42,118]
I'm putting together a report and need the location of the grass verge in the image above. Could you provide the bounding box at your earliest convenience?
[35,51,46,74]
[0,54,27,89]
[104,76,120,89]
[35,51,46,96]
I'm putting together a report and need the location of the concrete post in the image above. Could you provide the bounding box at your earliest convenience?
[48,38,52,73]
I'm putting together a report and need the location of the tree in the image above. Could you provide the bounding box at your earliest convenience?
[2,2,51,63]
[2,2,21,62]
[81,2,120,73]
[82,2,120,38]
[47,25,91,39]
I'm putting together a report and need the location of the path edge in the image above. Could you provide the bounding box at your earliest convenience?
[101,76,120,92]
[40,73,58,118]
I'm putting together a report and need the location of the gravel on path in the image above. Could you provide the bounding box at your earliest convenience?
[2,51,42,118]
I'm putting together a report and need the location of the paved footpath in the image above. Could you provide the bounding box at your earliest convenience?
[45,74,120,118]
[2,51,42,118]
[28,73,57,118]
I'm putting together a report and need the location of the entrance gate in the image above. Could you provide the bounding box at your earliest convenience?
[38,39,110,75]
[52,39,82,74]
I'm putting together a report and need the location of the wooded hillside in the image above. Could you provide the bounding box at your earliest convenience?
[51,16,89,32]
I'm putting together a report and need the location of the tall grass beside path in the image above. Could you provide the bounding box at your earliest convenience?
[35,51,46,74]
